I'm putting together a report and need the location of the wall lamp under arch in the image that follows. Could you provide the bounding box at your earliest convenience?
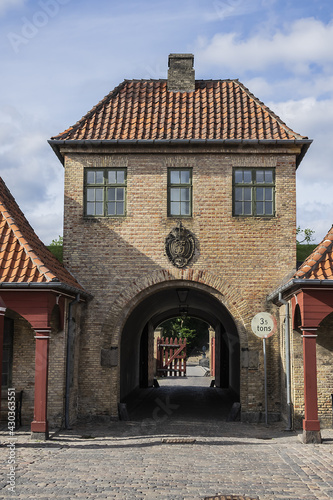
[176,288,189,319]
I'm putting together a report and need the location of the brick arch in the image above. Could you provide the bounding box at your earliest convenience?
[101,268,252,347]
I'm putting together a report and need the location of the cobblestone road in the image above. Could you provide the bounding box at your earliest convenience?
[1,370,332,499]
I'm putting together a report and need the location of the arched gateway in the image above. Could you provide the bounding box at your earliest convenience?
[101,270,250,416]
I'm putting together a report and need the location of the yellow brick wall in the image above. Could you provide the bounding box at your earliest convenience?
[62,145,298,420]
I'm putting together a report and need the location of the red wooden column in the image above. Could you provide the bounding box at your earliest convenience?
[302,328,321,444]
[31,329,51,440]
[0,297,7,417]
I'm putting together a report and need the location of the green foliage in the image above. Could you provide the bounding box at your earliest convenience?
[297,244,317,263]
[47,235,63,262]
[50,235,63,246]
[296,226,315,244]
[160,316,209,355]
[296,227,316,264]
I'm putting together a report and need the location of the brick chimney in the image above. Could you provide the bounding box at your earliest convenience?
[167,53,195,92]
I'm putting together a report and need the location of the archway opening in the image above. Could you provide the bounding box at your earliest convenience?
[120,283,240,420]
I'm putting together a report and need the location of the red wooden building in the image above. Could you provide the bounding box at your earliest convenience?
[269,226,333,443]
[0,178,89,439]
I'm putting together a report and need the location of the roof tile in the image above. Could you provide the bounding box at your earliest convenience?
[0,177,85,291]
[51,80,307,143]
[295,226,333,280]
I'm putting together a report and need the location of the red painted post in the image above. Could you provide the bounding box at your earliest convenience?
[31,329,51,439]
[0,297,6,418]
[302,329,321,443]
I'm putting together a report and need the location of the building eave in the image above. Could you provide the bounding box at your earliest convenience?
[0,281,92,300]
[267,278,333,306]
[48,138,312,166]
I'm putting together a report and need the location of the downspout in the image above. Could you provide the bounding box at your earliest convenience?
[65,294,80,429]
[279,293,292,430]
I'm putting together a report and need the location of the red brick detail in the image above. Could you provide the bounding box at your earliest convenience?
[104,269,251,346]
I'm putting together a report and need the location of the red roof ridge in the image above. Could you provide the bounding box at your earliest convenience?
[295,225,333,280]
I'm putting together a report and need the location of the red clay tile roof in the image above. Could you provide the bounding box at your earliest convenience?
[0,177,85,292]
[295,226,333,280]
[51,80,308,142]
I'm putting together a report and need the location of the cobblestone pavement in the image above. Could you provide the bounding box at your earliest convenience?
[1,371,333,500]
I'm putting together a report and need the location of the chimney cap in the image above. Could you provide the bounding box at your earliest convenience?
[168,53,194,66]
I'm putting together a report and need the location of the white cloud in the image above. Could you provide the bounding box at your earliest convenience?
[269,97,333,242]
[196,17,333,74]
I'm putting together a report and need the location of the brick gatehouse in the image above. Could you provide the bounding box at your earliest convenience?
[1,54,332,443]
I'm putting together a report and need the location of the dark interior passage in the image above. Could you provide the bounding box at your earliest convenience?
[120,283,240,416]
[123,384,237,426]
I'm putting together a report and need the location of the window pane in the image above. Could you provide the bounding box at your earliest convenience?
[256,188,264,201]
[234,170,243,184]
[171,188,180,201]
[87,171,95,184]
[244,187,252,201]
[244,201,252,215]
[116,188,124,201]
[95,202,103,215]
[265,187,273,201]
[87,202,95,215]
[181,188,190,201]
[235,187,243,201]
[108,171,116,183]
[265,170,273,183]
[256,170,264,183]
[117,171,125,184]
[87,188,95,202]
[181,202,190,215]
[95,171,104,184]
[170,202,180,215]
[257,202,264,215]
[180,170,190,184]
[108,188,116,201]
[235,202,242,215]
[116,202,124,214]
[170,171,180,184]
[107,202,116,215]
[265,201,273,214]
[243,170,252,183]
[95,188,103,201]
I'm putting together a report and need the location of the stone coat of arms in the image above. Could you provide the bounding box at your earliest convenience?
[165,222,195,268]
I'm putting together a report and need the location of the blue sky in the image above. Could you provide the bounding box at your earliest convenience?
[0,0,332,244]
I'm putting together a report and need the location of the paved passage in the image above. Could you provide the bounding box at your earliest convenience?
[1,371,333,500]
